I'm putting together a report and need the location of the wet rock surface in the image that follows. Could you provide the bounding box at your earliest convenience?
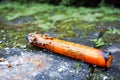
[0,48,89,80]
[89,43,120,80]
[0,5,120,79]
[106,52,120,79]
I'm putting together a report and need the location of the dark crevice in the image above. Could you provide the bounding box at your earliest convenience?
[87,65,96,80]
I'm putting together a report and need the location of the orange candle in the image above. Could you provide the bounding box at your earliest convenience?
[26,32,113,68]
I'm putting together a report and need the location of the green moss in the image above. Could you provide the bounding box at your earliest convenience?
[100,28,120,44]
[76,63,81,69]
[0,23,46,48]
[106,28,120,34]
[90,38,105,47]
[56,32,77,39]
[0,43,5,49]
[0,2,120,49]
[0,2,120,22]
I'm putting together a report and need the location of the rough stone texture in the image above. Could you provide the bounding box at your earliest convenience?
[104,43,120,79]
[90,43,120,80]
[89,22,120,80]
[0,15,120,80]
[0,48,89,80]
[0,22,100,80]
